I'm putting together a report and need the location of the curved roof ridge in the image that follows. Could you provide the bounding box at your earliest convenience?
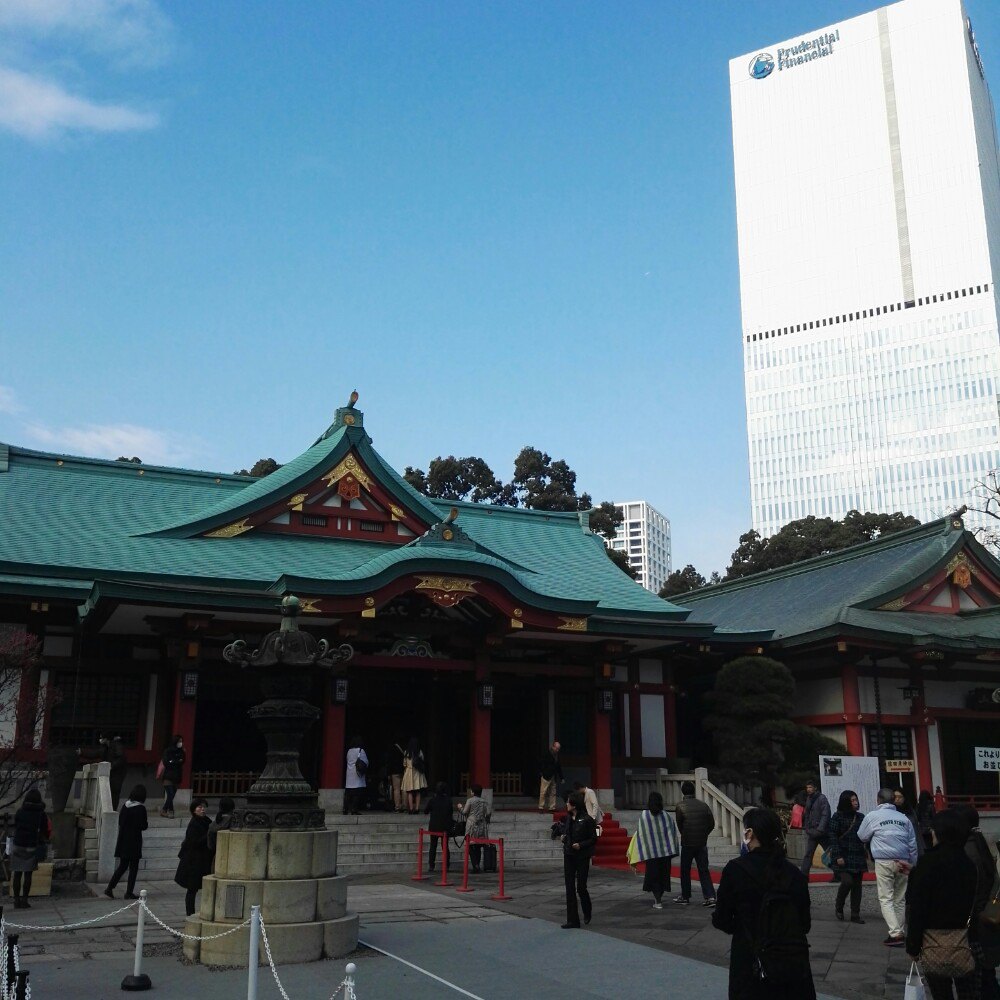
[677,516,953,602]
[6,444,251,484]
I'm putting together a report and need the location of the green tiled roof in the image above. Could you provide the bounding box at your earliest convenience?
[673,516,1000,648]
[0,408,690,626]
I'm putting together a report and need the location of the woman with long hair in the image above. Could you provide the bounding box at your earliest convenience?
[712,807,816,999]
[401,737,427,814]
[104,784,148,900]
[633,791,680,909]
[827,790,866,924]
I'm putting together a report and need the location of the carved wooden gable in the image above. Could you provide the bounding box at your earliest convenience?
[204,451,428,543]
[877,549,1000,613]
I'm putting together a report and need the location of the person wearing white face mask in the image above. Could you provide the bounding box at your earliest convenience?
[158,735,185,818]
[713,808,816,999]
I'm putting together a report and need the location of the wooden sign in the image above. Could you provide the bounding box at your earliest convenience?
[885,758,914,773]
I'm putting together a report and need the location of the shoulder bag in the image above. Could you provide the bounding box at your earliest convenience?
[919,866,978,980]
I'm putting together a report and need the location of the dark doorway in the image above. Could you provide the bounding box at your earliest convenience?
[939,718,1000,798]
[344,668,470,799]
[492,677,548,795]
[192,665,269,778]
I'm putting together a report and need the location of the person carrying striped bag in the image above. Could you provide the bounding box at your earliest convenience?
[627,791,680,909]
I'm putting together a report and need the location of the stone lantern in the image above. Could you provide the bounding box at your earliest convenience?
[183,596,358,966]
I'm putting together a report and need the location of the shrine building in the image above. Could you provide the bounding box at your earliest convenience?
[2,399,998,811]
[0,400,736,809]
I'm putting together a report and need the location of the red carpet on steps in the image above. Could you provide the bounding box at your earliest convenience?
[552,810,875,884]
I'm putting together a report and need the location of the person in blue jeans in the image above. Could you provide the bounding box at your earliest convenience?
[674,781,717,906]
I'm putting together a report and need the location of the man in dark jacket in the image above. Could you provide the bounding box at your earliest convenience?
[561,790,596,928]
[424,782,454,872]
[800,779,831,874]
[674,780,717,906]
[538,741,563,812]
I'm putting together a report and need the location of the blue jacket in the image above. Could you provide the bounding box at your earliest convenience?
[857,804,918,865]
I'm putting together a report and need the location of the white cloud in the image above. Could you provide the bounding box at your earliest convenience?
[0,66,158,139]
[24,421,194,466]
[0,0,174,69]
[0,387,19,415]
[0,0,171,140]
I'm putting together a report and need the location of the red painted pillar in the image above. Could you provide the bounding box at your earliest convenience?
[171,672,197,788]
[841,662,864,756]
[664,664,678,760]
[911,675,933,793]
[470,661,491,789]
[591,700,612,789]
[320,681,346,787]
[628,681,642,762]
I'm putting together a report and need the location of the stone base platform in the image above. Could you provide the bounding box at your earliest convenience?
[184,827,359,967]
[182,912,360,966]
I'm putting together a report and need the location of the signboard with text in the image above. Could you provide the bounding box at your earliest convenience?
[819,755,881,813]
[885,759,915,773]
[974,747,1000,772]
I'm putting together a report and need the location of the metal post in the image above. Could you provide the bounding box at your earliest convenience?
[247,905,260,1000]
[435,834,449,887]
[345,961,357,998]
[456,836,473,893]
[491,838,511,901]
[411,828,427,881]
[6,933,16,987]
[120,890,152,991]
[13,970,26,1000]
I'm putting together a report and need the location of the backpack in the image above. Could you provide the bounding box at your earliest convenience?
[354,752,368,778]
[748,867,811,986]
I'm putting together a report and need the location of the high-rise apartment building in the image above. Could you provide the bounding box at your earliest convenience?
[610,501,672,593]
[731,0,1000,537]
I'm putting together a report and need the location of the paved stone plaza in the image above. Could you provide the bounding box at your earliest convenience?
[0,865,919,999]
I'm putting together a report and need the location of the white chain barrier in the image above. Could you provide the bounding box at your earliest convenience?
[4,899,140,932]
[139,901,251,942]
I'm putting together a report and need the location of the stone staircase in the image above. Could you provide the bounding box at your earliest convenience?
[85,808,563,883]
[327,810,562,875]
[85,805,737,883]
[84,812,188,884]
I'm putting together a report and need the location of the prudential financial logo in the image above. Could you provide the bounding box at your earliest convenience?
[749,53,774,79]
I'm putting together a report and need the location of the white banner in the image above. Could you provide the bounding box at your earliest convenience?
[819,754,881,813]
[974,747,1000,772]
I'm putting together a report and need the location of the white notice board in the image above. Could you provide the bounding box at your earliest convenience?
[819,755,881,813]
[974,747,1000,772]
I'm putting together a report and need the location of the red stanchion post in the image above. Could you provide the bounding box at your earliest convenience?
[491,837,511,901]
[456,836,473,893]
[412,828,428,881]
[435,834,450,887]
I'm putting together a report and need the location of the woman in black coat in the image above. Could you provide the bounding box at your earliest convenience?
[905,809,979,1000]
[9,789,49,909]
[174,798,211,916]
[104,784,149,900]
[713,807,816,999]
[424,782,454,872]
[960,806,1000,1000]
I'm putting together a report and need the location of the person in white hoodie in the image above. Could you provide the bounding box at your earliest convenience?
[857,787,919,947]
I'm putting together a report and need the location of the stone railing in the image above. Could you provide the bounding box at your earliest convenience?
[624,766,747,848]
[699,774,746,848]
[69,761,116,882]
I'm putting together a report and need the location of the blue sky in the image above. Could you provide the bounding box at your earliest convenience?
[1,0,998,576]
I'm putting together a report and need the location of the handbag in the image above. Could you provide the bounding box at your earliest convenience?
[980,878,1000,929]
[904,962,925,1000]
[919,926,976,979]
[34,843,47,863]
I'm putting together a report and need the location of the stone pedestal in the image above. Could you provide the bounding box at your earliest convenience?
[183,828,358,967]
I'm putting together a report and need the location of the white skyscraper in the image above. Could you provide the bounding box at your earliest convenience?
[731,0,1000,538]
[610,501,672,593]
